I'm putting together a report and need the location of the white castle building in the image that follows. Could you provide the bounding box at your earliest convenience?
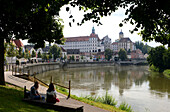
[62,27,104,53]
[112,30,136,52]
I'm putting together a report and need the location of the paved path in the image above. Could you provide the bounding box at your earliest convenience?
[5,71,109,112]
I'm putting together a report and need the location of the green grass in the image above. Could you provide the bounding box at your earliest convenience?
[119,102,133,112]
[0,85,59,112]
[84,91,117,106]
[163,69,170,78]
[56,87,126,112]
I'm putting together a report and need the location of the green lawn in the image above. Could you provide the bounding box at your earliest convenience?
[0,84,58,112]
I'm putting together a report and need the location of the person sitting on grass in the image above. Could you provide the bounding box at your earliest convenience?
[46,83,60,103]
[30,81,45,100]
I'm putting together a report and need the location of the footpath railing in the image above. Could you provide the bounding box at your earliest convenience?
[12,66,71,99]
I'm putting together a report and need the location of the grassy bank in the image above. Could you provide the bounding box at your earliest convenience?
[56,86,132,112]
[163,69,170,78]
[0,84,59,112]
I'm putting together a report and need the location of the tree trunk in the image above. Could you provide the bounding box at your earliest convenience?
[0,38,5,85]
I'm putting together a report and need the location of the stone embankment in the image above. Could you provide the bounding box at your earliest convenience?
[17,62,115,75]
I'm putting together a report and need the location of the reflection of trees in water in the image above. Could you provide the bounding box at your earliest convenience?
[148,73,170,97]
[113,65,148,95]
[37,66,149,96]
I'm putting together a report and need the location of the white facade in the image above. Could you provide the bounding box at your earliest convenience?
[101,35,112,50]
[62,27,104,53]
[112,30,136,52]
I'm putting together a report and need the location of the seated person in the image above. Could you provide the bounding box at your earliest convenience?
[46,83,60,103]
[30,81,45,100]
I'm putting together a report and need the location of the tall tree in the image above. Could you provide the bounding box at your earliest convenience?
[25,49,30,59]
[6,43,17,58]
[0,0,66,85]
[31,50,36,58]
[48,45,61,60]
[37,51,42,58]
[147,46,166,72]
[118,49,127,61]
[17,47,23,59]
[104,49,113,61]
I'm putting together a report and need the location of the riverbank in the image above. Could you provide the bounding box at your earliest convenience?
[163,69,170,78]
[0,84,59,112]
[149,65,170,78]
[4,71,125,112]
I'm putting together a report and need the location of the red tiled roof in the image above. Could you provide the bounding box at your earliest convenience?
[65,33,101,42]
[14,39,24,48]
[119,38,132,42]
[112,42,118,45]
[65,36,90,42]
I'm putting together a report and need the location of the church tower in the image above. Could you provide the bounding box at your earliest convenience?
[92,26,95,34]
[119,29,124,39]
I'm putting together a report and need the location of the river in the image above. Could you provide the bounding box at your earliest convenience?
[36,65,170,112]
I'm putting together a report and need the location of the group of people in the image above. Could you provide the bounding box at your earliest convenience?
[30,81,60,103]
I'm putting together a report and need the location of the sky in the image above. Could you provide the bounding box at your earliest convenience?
[59,5,161,47]
[23,5,161,47]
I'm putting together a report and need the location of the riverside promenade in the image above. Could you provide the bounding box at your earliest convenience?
[5,71,109,112]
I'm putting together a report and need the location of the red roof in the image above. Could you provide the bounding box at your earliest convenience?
[14,40,24,48]
[65,36,90,42]
[112,42,118,45]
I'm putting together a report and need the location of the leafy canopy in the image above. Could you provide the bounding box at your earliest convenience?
[118,49,127,61]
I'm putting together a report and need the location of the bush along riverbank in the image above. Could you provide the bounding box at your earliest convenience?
[147,46,170,78]
[163,69,170,78]
[56,86,133,112]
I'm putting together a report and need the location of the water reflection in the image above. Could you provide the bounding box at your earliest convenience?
[37,65,170,112]
[148,72,170,98]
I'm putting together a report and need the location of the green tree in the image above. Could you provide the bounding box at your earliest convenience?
[22,52,25,58]
[118,49,127,61]
[7,43,17,57]
[147,46,166,72]
[49,53,52,60]
[163,48,170,69]
[48,45,61,60]
[42,53,47,61]
[104,49,113,61]
[25,49,30,59]
[71,55,75,61]
[37,51,42,58]
[17,47,23,59]
[135,41,152,54]
[0,0,65,85]
[31,50,36,58]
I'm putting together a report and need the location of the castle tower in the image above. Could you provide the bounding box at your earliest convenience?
[119,29,124,39]
[92,26,95,34]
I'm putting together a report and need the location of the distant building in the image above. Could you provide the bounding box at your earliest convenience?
[131,49,144,59]
[101,35,112,50]
[67,49,80,62]
[62,27,104,53]
[112,30,136,52]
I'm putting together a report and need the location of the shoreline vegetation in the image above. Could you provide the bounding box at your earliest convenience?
[0,83,131,112]
[56,86,133,112]
[163,69,170,78]
[149,65,170,78]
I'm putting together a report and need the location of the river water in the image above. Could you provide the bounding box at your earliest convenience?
[36,65,170,112]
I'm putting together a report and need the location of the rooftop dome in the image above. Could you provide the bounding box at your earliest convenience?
[119,29,123,34]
